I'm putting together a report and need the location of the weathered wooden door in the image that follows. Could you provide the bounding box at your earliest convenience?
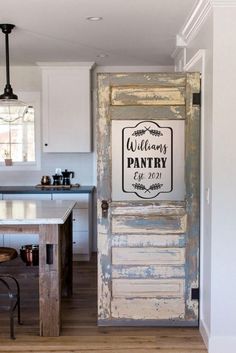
[97,73,200,326]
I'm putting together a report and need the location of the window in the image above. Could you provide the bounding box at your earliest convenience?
[0,106,35,163]
[0,92,40,169]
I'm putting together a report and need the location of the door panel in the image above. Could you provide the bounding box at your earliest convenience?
[97,72,200,326]
[111,86,185,106]
[112,248,185,265]
[111,298,185,321]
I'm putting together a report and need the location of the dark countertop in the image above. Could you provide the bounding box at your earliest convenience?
[0,185,95,194]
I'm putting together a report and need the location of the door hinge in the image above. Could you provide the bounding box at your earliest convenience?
[192,92,201,106]
[191,288,199,300]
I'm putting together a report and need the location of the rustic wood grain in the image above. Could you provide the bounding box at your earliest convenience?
[109,72,186,86]
[39,224,61,336]
[111,86,185,106]
[0,225,39,234]
[112,247,185,265]
[112,278,185,298]
[97,74,112,320]
[111,105,186,120]
[112,233,186,248]
[111,297,185,320]
[112,264,185,279]
[184,73,201,319]
[111,201,186,216]
[60,213,73,297]
[112,214,187,234]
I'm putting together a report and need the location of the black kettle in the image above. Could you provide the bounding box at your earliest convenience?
[61,169,74,185]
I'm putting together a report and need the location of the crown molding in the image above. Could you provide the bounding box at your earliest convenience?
[212,0,236,5]
[173,0,236,56]
[178,0,212,47]
[37,62,95,69]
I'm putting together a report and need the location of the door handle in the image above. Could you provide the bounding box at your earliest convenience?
[101,200,109,217]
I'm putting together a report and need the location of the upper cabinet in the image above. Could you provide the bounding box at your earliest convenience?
[39,62,94,152]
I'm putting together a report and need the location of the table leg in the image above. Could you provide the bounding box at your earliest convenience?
[39,224,61,337]
[60,212,73,297]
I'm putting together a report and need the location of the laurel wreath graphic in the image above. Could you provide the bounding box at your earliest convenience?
[132,126,163,137]
[132,183,163,193]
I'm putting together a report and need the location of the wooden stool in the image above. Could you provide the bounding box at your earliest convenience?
[0,247,22,339]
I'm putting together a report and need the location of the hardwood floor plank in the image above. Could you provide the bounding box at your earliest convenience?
[0,254,207,353]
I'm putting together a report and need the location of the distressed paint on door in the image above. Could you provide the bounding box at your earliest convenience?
[97,73,200,326]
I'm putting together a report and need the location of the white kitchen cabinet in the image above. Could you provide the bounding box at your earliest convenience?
[1,194,51,250]
[52,193,92,261]
[39,62,94,153]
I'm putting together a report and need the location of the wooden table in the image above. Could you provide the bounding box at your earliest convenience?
[0,199,75,337]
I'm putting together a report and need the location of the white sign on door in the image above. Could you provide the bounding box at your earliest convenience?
[122,121,172,199]
[112,120,185,201]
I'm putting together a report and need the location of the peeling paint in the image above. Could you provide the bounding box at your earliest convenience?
[111,86,185,106]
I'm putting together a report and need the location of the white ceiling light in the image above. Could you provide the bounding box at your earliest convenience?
[96,53,108,58]
[0,24,27,123]
[86,16,103,21]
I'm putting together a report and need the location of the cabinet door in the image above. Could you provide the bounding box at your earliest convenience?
[73,231,89,255]
[72,208,88,231]
[52,193,91,259]
[41,66,92,152]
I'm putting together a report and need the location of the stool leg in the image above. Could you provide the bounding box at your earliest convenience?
[1,275,22,325]
[9,296,15,340]
[0,276,22,339]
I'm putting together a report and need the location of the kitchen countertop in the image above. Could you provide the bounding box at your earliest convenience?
[0,185,95,194]
[0,199,76,224]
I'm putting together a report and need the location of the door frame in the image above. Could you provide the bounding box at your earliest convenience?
[184,50,206,342]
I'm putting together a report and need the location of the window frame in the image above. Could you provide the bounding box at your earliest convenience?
[0,91,41,171]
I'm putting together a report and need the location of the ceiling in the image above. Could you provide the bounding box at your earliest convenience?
[0,0,197,66]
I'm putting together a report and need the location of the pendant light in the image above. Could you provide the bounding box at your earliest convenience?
[0,24,27,123]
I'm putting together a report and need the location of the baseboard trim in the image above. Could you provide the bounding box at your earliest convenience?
[200,319,210,349]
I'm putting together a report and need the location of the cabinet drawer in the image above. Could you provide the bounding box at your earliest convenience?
[73,231,89,254]
[52,193,89,208]
[73,208,88,231]
[3,194,51,200]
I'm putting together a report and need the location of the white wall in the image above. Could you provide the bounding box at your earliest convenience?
[209,7,236,352]
[175,4,236,353]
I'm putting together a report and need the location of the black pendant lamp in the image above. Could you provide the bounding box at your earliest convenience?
[0,24,27,122]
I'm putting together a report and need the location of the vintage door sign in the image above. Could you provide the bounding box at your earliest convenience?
[122,120,173,199]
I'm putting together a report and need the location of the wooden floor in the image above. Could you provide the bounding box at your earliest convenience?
[0,254,207,353]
